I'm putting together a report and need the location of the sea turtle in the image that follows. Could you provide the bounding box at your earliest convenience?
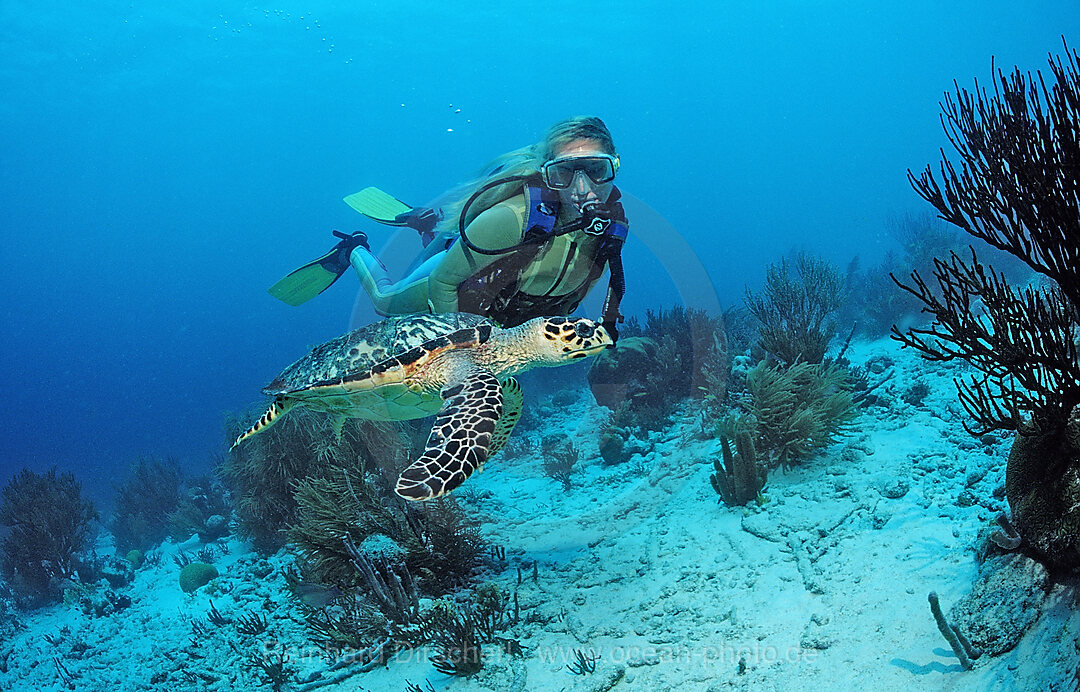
[232,313,612,500]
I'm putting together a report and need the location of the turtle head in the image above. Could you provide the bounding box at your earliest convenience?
[527,317,614,364]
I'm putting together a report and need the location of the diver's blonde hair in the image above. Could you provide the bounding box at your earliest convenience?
[436,116,617,233]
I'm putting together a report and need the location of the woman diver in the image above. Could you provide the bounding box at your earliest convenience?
[271,116,628,340]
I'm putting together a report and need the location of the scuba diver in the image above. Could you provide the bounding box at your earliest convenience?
[269,116,628,340]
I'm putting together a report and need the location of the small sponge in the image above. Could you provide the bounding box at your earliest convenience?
[179,562,219,594]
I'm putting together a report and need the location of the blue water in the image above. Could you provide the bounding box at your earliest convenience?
[1,0,1076,505]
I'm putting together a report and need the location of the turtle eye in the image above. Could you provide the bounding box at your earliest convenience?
[573,321,595,339]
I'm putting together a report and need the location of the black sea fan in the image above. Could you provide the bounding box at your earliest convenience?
[893,40,1080,567]
[428,607,483,677]
[0,468,97,606]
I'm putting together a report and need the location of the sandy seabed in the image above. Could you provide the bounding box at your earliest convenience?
[2,336,1077,692]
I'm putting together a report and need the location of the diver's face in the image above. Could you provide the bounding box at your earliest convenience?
[551,139,616,215]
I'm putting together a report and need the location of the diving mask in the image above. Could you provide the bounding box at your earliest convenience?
[540,154,619,189]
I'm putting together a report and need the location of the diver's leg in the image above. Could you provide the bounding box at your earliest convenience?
[398,251,446,286]
[350,247,432,315]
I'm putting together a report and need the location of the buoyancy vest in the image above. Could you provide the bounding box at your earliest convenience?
[457,183,628,328]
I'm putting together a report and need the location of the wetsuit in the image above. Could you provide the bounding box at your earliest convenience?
[350,187,624,328]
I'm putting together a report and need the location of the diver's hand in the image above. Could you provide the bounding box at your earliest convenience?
[396,207,439,235]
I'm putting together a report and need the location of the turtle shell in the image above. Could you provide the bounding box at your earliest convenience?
[265,312,494,397]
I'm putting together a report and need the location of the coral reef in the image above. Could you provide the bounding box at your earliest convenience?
[0,468,97,607]
[298,588,386,653]
[540,433,580,489]
[286,468,417,588]
[710,421,768,506]
[743,361,856,469]
[221,409,407,552]
[167,475,230,543]
[178,562,219,594]
[588,307,727,430]
[894,250,1080,435]
[425,602,484,676]
[287,465,484,595]
[470,582,513,642]
[234,642,295,691]
[597,423,634,466]
[110,458,181,552]
[62,580,131,618]
[408,498,486,592]
[418,587,514,678]
[0,582,22,645]
[841,214,964,338]
[947,553,1048,656]
[927,591,980,670]
[745,253,846,366]
[700,351,854,503]
[1003,420,1080,568]
[720,306,759,361]
[235,610,269,636]
[290,524,497,678]
[893,42,1080,567]
[901,380,931,407]
[80,553,135,590]
[587,336,661,414]
[566,648,601,675]
[344,546,420,627]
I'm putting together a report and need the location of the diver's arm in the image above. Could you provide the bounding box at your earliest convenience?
[600,251,625,342]
[428,203,524,313]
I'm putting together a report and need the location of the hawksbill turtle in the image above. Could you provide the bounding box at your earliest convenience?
[232,313,612,500]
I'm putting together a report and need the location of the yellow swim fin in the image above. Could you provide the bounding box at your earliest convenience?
[267,231,367,306]
[343,187,413,224]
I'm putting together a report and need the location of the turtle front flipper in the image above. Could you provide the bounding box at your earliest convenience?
[488,377,523,458]
[395,369,503,501]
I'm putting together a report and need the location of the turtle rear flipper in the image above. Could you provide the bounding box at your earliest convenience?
[395,369,502,501]
[231,398,295,450]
